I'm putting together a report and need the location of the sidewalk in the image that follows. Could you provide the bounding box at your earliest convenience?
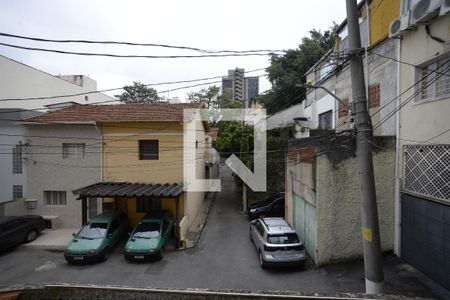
[24,228,76,250]
[184,191,216,248]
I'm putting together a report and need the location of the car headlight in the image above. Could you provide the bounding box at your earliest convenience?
[88,249,96,255]
[250,208,256,213]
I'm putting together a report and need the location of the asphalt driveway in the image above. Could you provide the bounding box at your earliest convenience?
[0,165,446,299]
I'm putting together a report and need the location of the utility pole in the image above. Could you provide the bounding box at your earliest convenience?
[242,81,248,213]
[346,0,384,294]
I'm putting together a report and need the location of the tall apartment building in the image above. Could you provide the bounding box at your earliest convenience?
[222,68,259,104]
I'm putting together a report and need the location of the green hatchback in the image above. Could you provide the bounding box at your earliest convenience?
[124,210,173,261]
[64,211,128,263]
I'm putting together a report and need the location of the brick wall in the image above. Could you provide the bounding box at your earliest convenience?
[368,84,380,108]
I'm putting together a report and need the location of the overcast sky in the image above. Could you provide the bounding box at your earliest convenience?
[0,0,346,100]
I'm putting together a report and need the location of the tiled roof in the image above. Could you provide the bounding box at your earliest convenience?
[26,102,203,123]
[73,182,184,198]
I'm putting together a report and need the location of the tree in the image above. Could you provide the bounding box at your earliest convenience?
[115,81,162,104]
[257,26,337,114]
[188,85,241,109]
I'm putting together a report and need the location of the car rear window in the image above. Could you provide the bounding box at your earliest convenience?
[77,222,108,239]
[267,234,299,244]
[132,221,160,239]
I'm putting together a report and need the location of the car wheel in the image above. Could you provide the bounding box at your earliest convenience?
[100,248,109,262]
[259,252,267,269]
[249,229,253,242]
[24,229,38,243]
[158,247,164,260]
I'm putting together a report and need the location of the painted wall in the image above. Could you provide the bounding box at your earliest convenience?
[0,55,113,110]
[370,0,401,46]
[4,124,101,228]
[315,139,395,265]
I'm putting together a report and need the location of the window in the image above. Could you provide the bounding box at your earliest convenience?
[12,144,22,174]
[418,57,450,102]
[102,201,114,212]
[267,234,300,244]
[139,140,159,160]
[402,0,421,13]
[368,84,380,108]
[136,197,162,212]
[318,110,333,129]
[44,191,66,205]
[88,197,97,219]
[13,185,23,200]
[255,221,265,237]
[62,143,85,159]
[108,219,120,234]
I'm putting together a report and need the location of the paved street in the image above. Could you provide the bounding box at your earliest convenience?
[0,166,445,299]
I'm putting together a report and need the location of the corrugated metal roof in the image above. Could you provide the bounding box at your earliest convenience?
[73,182,184,198]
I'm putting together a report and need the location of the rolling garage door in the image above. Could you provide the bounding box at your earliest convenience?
[401,194,450,290]
[293,193,315,258]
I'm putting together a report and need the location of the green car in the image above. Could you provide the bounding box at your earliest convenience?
[124,210,173,261]
[64,211,128,263]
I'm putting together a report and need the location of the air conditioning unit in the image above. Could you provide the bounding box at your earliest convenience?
[410,0,442,25]
[389,11,413,38]
[440,0,450,15]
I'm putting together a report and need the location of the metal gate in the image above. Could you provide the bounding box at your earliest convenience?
[293,193,316,259]
[401,193,450,290]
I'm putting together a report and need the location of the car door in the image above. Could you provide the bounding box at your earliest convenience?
[1,220,24,248]
[107,218,121,246]
[254,221,265,251]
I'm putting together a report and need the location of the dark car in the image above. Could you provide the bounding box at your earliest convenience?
[0,215,46,251]
[248,193,285,220]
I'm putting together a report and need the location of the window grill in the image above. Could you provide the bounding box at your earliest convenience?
[404,145,450,202]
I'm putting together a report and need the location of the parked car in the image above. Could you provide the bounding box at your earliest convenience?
[249,217,305,268]
[0,215,46,251]
[248,193,285,220]
[64,211,128,263]
[124,210,173,261]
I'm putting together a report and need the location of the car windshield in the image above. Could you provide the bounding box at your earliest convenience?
[77,222,108,239]
[267,234,299,244]
[132,221,160,239]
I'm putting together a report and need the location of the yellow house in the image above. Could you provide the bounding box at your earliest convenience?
[31,102,207,246]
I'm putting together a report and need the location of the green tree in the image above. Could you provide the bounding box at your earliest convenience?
[258,27,337,114]
[188,85,241,109]
[115,81,162,104]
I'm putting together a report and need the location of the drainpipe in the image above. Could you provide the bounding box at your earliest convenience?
[394,37,402,257]
[92,121,102,182]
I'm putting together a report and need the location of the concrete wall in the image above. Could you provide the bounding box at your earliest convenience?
[4,124,101,228]
[0,55,113,110]
[315,137,395,265]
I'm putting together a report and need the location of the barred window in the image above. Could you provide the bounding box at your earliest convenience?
[12,144,22,174]
[62,143,85,159]
[418,57,450,101]
[44,191,67,205]
[13,185,23,200]
[404,145,450,202]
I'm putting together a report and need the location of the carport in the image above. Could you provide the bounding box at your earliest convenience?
[72,182,184,245]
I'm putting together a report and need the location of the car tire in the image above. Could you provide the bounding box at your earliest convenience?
[249,228,253,242]
[100,248,109,262]
[158,247,164,260]
[24,229,38,243]
[259,251,267,269]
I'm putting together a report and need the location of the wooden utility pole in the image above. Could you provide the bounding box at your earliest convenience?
[346,0,384,294]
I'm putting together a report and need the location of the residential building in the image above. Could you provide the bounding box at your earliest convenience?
[392,0,450,290]
[283,0,401,266]
[4,103,209,247]
[0,54,114,111]
[222,68,259,103]
[0,109,41,216]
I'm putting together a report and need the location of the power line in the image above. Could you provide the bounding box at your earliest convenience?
[0,32,287,54]
[0,42,282,59]
[0,68,267,103]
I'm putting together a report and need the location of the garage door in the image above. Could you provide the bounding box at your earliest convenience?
[401,194,450,290]
[293,193,315,258]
